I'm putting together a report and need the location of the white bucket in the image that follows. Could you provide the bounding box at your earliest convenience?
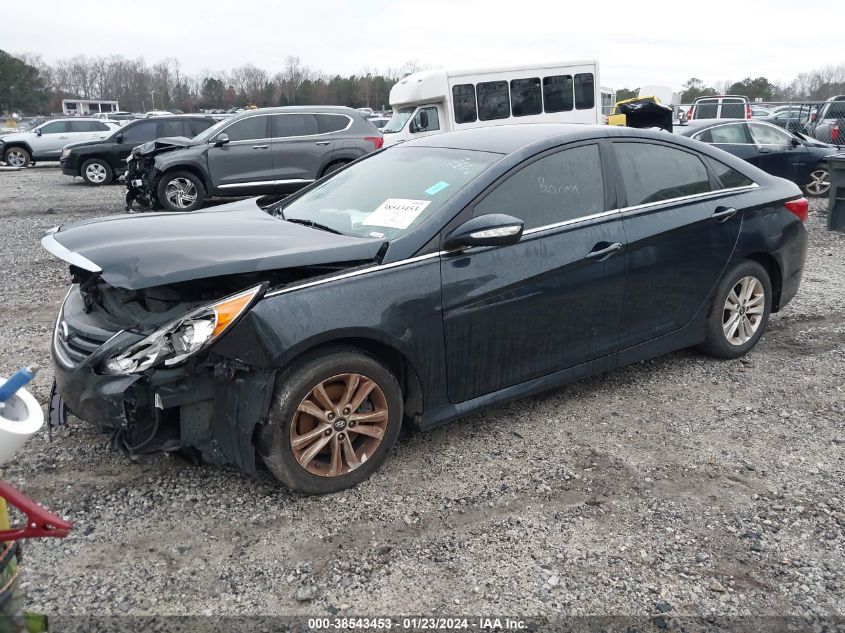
[0,379,44,466]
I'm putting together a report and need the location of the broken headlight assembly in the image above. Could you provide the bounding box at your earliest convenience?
[102,285,263,375]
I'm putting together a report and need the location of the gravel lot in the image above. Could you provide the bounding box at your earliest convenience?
[0,166,843,627]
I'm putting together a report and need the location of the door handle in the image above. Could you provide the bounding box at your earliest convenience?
[253,144,269,149]
[585,242,623,261]
[758,147,772,154]
[712,206,738,222]
[315,141,331,146]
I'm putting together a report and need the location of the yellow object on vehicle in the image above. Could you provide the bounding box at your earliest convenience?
[607,95,663,126]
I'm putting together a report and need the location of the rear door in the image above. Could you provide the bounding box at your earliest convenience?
[270,113,325,184]
[747,122,802,182]
[440,142,627,403]
[611,140,743,348]
[207,114,274,191]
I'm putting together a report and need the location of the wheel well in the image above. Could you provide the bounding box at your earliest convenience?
[2,142,32,155]
[286,337,424,426]
[745,252,783,312]
[319,159,351,178]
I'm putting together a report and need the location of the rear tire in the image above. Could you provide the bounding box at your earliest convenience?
[3,146,30,168]
[698,260,772,359]
[157,171,206,212]
[81,158,113,186]
[259,346,403,494]
[803,165,830,198]
[320,160,349,178]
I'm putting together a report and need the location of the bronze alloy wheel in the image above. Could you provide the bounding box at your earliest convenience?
[290,373,389,478]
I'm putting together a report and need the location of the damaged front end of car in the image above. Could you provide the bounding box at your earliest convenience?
[124,137,192,211]
[42,202,387,474]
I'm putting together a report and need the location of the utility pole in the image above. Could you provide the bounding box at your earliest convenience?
[150,91,156,111]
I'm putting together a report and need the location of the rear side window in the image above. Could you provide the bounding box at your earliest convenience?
[474,144,605,230]
[159,119,190,138]
[477,81,510,120]
[189,119,214,136]
[453,84,477,123]
[271,114,319,138]
[704,157,754,189]
[121,121,157,143]
[316,114,350,134]
[225,115,269,141]
[543,75,573,112]
[574,73,595,110]
[824,101,845,119]
[615,142,712,206]
[69,121,98,132]
[510,78,542,117]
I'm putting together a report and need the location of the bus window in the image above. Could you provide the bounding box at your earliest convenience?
[453,84,477,124]
[477,81,510,120]
[511,78,542,117]
[575,73,595,110]
[543,75,573,113]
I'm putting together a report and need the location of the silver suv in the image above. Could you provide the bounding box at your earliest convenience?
[125,106,384,212]
[0,118,120,167]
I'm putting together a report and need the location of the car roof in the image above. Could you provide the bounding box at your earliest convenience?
[403,123,692,155]
[233,106,359,117]
[693,95,748,101]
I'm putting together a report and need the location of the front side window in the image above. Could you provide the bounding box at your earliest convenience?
[697,123,748,144]
[748,122,791,145]
[272,114,319,138]
[574,73,595,110]
[615,142,712,206]
[510,78,542,117]
[477,81,510,120]
[121,121,157,143]
[39,121,68,134]
[223,115,269,142]
[278,147,499,240]
[453,84,477,124]
[410,107,440,133]
[543,75,573,113]
[474,144,605,230]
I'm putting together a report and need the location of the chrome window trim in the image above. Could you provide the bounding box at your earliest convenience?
[218,178,314,189]
[41,234,102,273]
[270,112,353,139]
[261,184,759,300]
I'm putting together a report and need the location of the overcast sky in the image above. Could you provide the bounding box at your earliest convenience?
[6,0,841,90]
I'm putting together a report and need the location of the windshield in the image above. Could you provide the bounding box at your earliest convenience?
[382,107,415,134]
[192,117,230,142]
[277,147,500,240]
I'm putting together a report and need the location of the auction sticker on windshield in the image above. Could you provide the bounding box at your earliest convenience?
[363,199,431,229]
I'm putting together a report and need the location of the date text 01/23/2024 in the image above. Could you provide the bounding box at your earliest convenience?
[307,617,531,630]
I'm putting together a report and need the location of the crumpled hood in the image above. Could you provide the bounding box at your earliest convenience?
[131,136,196,158]
[42,199,384,290]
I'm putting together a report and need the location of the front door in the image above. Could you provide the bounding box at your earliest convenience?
[207,114,274,192]
[32,121,71,158]
[611,140,743,347]
[441,142,627,403]
[747,122,802,183]
[407,105,443,141]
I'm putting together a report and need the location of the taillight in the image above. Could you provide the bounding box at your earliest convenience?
[784,197,809,222]
[688,106,695,120]
[364,136,383,150]
[746,104,752,119]
[832,123,840,143]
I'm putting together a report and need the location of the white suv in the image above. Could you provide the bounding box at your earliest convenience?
[688,95,751,121]
[0,118,120,167]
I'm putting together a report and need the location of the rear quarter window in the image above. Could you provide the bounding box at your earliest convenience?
[317,114,351,134]
[704,156,754,189]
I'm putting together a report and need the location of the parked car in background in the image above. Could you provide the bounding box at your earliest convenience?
[805,96,845,146]
[356,107,375,118]
[749,105,773,118]
[60,115,217,186]
[678,119,839,197]
[92,111,136,122]
[368,116,390,129]
[759,107,809,134]
[0,118,120,167]
[125,106,383,212]
[688,95,751,120]
[145,110,174,118]
[43,123,807,493]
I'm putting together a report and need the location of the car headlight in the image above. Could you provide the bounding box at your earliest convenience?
[60,148,71,159]
[103,285,263,375]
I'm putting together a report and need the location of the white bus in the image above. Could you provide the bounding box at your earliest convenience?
[382,60,600,146]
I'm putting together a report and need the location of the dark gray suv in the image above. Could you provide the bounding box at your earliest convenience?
[125,106,383,212]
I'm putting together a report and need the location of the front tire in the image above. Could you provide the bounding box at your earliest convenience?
[3,146,31,168]
[81,158,113,186]
[259,346,403,494]
[157,171,206,212]
[803,166,830,198]
[698,260,772,359]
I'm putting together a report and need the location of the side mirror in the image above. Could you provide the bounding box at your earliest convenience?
[444,214,524,250]
[115,133,124,144]
[790,137,801,148]
[418,110,429,129]
[36,128,42,136]
[214,133,230,147]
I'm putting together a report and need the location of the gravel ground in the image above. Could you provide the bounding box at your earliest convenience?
[0,166,843,627]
